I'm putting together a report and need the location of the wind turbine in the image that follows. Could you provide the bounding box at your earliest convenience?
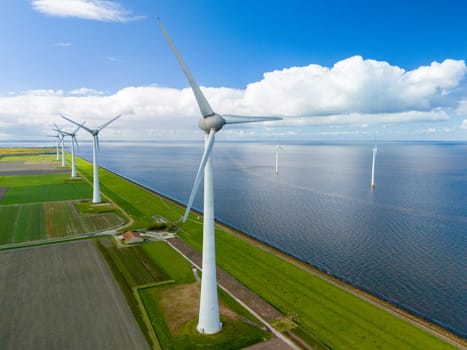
[275,145,284,175]
[54,125,67,167]
[158,19,281,335]
[54,122,84,178]
[371,143,377,189]
[48,132,61,161]
[61,114,122,203]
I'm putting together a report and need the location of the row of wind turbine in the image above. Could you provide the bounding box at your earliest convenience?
[53,122,85,178]
[53,126,67,167]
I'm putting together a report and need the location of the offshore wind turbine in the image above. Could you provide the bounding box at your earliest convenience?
[55,122,84,178]
[158,19,281,335]
[61,114,122,203]
[371,143,378,189]
[275,145,284,175]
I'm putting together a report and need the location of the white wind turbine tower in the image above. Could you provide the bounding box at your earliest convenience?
[55,133,61,161]
[55,122,84,178]
[54,125,67,167]
[371,143,378,189]
[48,132,61,161]
[61,114,122,203]
[158,19,281,335]
[275,145,284,175]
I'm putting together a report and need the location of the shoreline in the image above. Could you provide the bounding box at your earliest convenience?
[93,161,466,348]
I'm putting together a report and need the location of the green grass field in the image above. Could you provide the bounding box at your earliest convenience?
[0,155,124,244]
[75,157,185,228]
[72,155,461,350]
[104,242,170,287]
[0,201,123,244]
[0,173,91,204]
[0,147,55,158]
[0,204,47,244]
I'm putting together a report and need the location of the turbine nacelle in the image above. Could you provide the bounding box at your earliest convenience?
[199,114,225,133]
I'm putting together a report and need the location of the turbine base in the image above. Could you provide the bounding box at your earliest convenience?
[196,322,222,335]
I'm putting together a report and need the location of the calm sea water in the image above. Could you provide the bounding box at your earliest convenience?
[12,140,467,337]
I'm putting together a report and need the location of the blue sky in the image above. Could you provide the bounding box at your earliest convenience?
[1,0,467,141]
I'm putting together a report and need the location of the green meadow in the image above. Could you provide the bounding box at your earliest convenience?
[0,154,123,244]
[0,204,47,243]
[0,173,91,204]
[0,147,55,157]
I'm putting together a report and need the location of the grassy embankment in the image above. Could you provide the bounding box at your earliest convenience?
[0,152,123,245]
[97,238,270,349]
[73,155,462,350]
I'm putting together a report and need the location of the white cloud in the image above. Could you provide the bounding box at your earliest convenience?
[0,56,466,140]
[21,89,64,96]
[461,120,467,130]
[242,56,466,116]
[68,87,105,95]
[31,0,142,22]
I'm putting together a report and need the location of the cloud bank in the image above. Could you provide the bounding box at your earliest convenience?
[243,56,466,116]
[31,0,142,22]
[1,57,466,140]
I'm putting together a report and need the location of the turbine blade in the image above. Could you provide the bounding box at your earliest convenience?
[183,129,216,222]
[223,114,282,124]
[96,135,100,152]
[61,115,93,134]
[53,123,63,134]
[157,18,214,118]
[73,136,80,153]
[73,121,86,134]
[97,114,122,131]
